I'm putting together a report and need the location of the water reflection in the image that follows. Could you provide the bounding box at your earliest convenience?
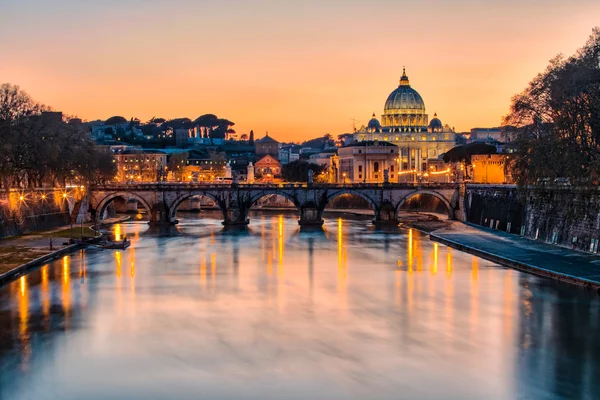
[0,212,598,400]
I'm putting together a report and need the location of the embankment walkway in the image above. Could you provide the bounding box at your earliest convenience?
[431,224,600,290]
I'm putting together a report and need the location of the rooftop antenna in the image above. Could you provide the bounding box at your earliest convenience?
[350,118,360,132]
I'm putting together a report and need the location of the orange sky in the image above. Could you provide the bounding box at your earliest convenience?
[1,0,599,141]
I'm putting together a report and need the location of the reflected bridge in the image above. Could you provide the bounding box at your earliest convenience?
[89,183,466,226]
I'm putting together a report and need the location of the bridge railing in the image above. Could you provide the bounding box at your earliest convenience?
[89,181,461,190]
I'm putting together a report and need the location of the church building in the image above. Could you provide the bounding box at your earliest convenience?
[349,68,456,173]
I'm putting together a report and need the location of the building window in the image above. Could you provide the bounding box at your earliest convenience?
[358,174,362,179]
[421,135,427,141]
[432,136,437,141]
[374,162,379,173]
[444,134,450,140]
[358,165,362,172]
[358,150,362,154]
[391,165,394,172]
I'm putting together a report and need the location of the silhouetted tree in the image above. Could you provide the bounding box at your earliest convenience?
[105,116,127,125]
[504,27,600,185]
[0,84,117,188]
[282,160,325,182]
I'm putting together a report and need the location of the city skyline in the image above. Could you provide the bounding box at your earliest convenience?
[1,0,599,141]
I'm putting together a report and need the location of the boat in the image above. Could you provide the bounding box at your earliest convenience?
[100,239,131,250]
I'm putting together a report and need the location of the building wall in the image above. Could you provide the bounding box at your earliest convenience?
[114,152,167,183]
[255,156,281,177]
[255,141,280,159]
[465,185,600,254]
[471,154,511,184]
[336,145,399,183]
[0,190,71,238]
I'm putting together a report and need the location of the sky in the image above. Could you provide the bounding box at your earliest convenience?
[1,0,599,141]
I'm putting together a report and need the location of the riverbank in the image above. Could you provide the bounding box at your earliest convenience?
[431,223,600,291]
[0,216,128,276]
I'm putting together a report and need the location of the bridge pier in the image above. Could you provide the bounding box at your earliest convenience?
[222,202,249,226]
[372,202,398,226]
[149,207,177,226]
[298,207,324,226]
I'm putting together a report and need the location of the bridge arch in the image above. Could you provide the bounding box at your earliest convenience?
[168,192,224,220]
[249,191,301,210]
[395,190,454,219]
[95,192,153,221]
[322,190,379,213]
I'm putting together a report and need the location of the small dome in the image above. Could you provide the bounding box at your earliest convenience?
[429,113,442,130]
[367,113,381,130]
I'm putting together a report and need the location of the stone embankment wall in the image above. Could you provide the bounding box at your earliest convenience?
[465,185,600,254]
[0,190,71,238]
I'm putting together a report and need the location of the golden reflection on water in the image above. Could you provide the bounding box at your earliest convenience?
[130,247,136,296]
[5,215,595,399]
[18,275,30,368]
[407,228,413,273]
[278,215,284,276]
[200,256,207,288]
[337,218,348,310]
[62,256,71,319]
[114,224,122,241]
[41,265,50,319]
[432,242,439,275]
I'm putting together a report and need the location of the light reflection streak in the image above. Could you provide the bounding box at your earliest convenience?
[114,251,122,314]
[200,256,207,288]
[407,229,413,273]
[114,224,122,241]
[130,247,136,297]
[62,255,71,318]
[432,243,439,275]
[41,265,50,319]
[278,215,284,276]
[337,218,347,310]
[18,276,30,366]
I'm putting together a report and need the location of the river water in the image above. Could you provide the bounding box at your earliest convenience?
[0,212,599,400]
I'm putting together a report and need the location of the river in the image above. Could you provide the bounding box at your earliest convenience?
[0,211,599,400]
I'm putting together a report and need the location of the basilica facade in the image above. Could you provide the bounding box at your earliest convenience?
[349,69,456,173]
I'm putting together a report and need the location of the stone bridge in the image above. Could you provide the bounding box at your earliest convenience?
[88,183,466,226]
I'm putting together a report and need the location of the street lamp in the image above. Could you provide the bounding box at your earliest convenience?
[342,172,347,185]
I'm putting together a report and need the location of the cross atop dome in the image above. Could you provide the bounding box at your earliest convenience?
[399,67,410,86]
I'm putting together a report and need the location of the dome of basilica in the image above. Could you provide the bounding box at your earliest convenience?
[383,68,426,113]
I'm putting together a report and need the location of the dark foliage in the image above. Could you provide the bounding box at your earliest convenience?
[281,160,325,182]
[504,28,600,185]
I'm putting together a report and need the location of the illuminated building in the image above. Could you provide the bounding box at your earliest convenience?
[255,155,281,181]
[471,154,512,184]
[333,141,399,183]
[114,150,167,183]
[351,68,456,173]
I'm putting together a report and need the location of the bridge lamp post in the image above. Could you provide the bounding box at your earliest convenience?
[342,172,347,185]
